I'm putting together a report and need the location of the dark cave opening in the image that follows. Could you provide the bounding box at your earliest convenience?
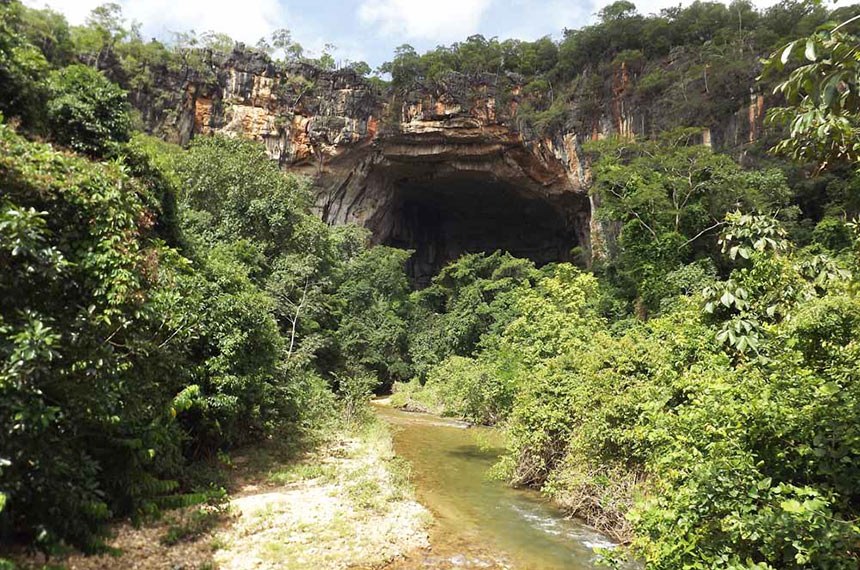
[380,174,580,286]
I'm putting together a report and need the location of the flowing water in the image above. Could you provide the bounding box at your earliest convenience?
[374,403,616,570]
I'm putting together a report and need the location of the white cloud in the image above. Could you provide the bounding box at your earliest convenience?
[357,0,494,42]
[24,0,290,45]
[24,0,101,24]
[500,0,594,40]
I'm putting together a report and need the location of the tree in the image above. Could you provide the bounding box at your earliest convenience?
[0,2,49,126]
[587,129,792,309]
[17,3,74,65]
[332,247,413,386]
[599,0,638,22]
[200,30,235,53]
[764,16,860,170]
[0,123,189,551]
[347,60,371,76]
[316,43,337,70]
[269,27,303,61]
[379,44,422,86]
[72,2,127,67]
[45,64,132,156]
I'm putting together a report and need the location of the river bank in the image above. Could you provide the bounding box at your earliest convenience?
[375,403,617,570]
[9,404,619,570]
[10,419,429,570]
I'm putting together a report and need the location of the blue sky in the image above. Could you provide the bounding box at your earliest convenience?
[26,0,853,68]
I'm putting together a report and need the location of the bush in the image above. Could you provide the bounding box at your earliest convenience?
[812,218,852,252]
[46,64,132,156]
[496,216,860,567]
[407,252,538,380]
[421,356,512,425]
[331,246,412,387]
[0,2,50,127]
[338,370,379,425]
[0,123,186,551]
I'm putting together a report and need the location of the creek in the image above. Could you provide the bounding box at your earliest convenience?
[374,403,617,569]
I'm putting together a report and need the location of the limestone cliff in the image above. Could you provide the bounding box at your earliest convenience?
[129,46,768,281]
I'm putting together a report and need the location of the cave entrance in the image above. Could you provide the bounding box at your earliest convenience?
[380,174,579,286]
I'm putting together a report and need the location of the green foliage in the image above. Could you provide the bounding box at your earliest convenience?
[0,119,387,554]
[46,64,132,156]
[0,122,186,551]
[401,261,599,425]
[398,204,860,568]
[0,1,50,127]
[157,135,342,451]
[587,131,793,311]
[498,212,859,567]
[337,370,380,425]
[4,2,860,568]
[262,28,304,62]
[331,246,412,385]
[160,487,229,546]
[764,15,860,169]
[435,355,514,425]
[408,252,538,380]
[812,217,853,251]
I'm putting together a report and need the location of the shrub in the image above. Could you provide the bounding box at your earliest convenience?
[0,123,185,551]
[422,356,512,425]
[812,217,852,252]
[337,370,379,425]
[46,64,132,156]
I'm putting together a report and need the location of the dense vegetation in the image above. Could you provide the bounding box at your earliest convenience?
[2,0,860,568]
[0,1,410,554]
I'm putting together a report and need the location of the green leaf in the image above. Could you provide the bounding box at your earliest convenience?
[819,382,841,397]
[780,41,796,64]
[780,499,804,513]
[804,39,816,62]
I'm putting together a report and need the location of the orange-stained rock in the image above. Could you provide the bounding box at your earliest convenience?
[194,97,213,134]
[748,93,765,143]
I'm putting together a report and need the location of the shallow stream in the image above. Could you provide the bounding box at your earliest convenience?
[374,403,616,569]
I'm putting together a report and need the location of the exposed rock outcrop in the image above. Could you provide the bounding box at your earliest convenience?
[127,46,767,281]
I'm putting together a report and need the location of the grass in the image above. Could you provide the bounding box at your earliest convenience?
[16,407,429,570]
[160,486,232,546]
[340,418,418,513]
[346,470,385,511]
[267,462,337,485]
[387,456,414,501]
[215,414,429,568]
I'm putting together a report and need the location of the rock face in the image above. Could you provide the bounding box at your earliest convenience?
[131,47,765,282]
[320,117,591,284]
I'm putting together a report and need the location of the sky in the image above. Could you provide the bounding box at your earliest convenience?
[23,0,856,68]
